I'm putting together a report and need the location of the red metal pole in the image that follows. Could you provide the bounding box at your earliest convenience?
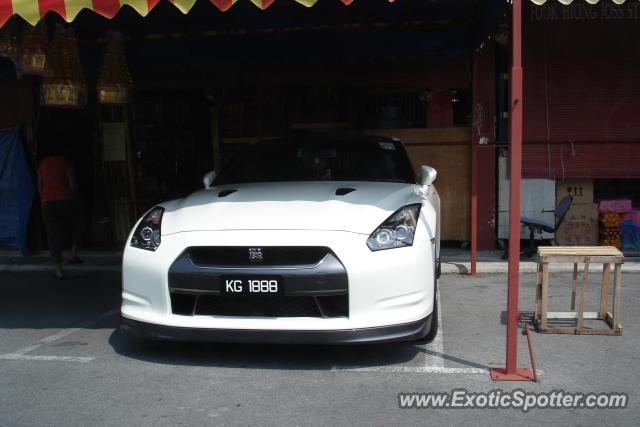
[470,53,479,276]
[490,0,534,381]
[505,0,523,375]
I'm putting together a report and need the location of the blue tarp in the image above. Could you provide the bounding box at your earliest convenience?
[621,220,640,252]
[0,129,35,256]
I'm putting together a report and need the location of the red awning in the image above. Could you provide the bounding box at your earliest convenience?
[531,0,629,4]
[0,0,397,27]
[1,0,632,28]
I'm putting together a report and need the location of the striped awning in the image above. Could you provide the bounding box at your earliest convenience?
[0,0,635,28]
[0,0,397,27]
[530,0,631,4]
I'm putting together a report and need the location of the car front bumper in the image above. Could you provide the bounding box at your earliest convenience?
[122,229,435,339]
[120,314,432,344]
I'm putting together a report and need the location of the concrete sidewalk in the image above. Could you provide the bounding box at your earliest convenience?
[2,247,639,274]
[0,249,123,273]
[440,248,640,274]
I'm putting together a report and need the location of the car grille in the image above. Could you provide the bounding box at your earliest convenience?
[187,246,329,268]
[170,293,348,318]
[196,295,321,317]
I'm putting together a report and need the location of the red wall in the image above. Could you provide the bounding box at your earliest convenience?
[523,2,640,178]
[427,90,454,128]
[523,142,640,179]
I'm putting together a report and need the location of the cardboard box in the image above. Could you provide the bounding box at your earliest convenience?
[556,203,599,246]
[556,179,594,205]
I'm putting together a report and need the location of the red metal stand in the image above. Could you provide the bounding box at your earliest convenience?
[524,323,538,382]
[489,0,535,382]
[490,367,535,381]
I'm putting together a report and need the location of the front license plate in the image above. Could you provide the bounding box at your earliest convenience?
[222,276,282,296]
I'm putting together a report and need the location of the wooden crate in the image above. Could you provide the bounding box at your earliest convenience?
[534,246,624,335]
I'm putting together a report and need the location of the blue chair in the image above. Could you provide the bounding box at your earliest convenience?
[520,195,574,257]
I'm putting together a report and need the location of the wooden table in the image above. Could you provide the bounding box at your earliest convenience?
[534,246,623,335]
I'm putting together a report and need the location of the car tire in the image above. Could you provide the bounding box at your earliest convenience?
[415,275,439,343]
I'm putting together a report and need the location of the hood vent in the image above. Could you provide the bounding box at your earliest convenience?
[335,188,357,196]
[218,189,238,198]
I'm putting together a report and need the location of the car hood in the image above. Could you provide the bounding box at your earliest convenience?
[161,181,417,235]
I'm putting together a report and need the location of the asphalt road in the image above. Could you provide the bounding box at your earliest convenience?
[0,269,638,426]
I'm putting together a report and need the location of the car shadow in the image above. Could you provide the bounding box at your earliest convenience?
[108,328,423,370]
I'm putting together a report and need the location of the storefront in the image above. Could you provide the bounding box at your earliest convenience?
[516,0,640,253]
[1,0,639,256]
[1,0,506,252]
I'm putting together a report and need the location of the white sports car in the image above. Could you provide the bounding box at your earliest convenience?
[121,135,440,344]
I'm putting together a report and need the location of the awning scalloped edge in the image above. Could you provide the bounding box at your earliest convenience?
[0,0,635,29]
[0,0,394,28]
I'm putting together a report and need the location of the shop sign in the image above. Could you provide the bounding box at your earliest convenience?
[530,2,640,21]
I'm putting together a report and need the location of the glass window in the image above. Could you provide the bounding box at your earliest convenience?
[214,137,416,185]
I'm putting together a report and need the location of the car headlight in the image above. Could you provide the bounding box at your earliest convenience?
[367,204,421,251]
[130,206,164,251]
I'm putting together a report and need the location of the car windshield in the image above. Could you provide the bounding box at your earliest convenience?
[214,137,416,185]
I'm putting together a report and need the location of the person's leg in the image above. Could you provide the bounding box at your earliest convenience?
[42,201,64,278]
[68,198,84,262]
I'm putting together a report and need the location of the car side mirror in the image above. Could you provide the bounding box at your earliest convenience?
[203,170,217,189]
[419,165,437,187]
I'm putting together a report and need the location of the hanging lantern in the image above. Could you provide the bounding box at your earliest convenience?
[97,32,133,105]
[42,26,86,108]
[0,20,18,60]
[20,23,48,75]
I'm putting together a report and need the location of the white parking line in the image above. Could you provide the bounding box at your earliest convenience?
[0,308,119,363]
[0,354,94,363]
